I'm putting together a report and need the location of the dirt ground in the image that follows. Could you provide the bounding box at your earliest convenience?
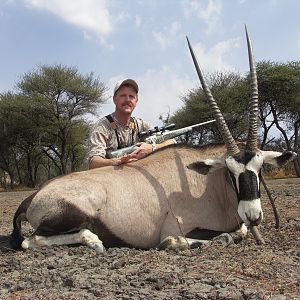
[0,178,299,300]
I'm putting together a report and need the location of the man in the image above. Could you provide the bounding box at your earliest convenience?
[88,78,175,169]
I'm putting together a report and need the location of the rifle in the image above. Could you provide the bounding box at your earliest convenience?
[107,119,216,158]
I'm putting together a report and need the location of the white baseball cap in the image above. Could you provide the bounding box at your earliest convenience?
[113,78,139,95]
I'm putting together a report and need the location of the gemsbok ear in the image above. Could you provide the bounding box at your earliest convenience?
[262,151,297,167]
[187,158,225,175]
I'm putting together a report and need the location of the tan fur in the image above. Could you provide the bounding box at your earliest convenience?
[25,144,240,249]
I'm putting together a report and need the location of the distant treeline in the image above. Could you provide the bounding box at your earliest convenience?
[0,61,299,189]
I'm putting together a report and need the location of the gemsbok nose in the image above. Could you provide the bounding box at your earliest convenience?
[247,211,263,227]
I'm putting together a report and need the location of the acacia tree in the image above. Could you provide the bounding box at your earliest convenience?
[171,62,300,177]
[170,72,249,145]
[64,120,90,172]
[257,61,300,176]
[0,133,18,189]
[0,94,24,188]
[0,65,107,188]
[0,93,49,187]
[17,64,106,175]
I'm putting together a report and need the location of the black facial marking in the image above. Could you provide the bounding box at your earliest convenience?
[234,151,256,165]
[238,170,260,201]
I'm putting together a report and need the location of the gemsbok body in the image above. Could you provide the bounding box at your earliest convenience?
[7,28,296,253]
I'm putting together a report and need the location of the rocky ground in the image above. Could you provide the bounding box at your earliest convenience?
[0,178,299,300]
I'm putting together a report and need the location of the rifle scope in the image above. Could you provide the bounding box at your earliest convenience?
[138,123,176,139]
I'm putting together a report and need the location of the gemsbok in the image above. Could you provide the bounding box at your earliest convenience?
[7,27,296,253]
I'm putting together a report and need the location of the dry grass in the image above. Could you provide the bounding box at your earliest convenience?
[264,169,296,179]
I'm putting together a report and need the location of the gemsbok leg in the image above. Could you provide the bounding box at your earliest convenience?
[21,229,105,253]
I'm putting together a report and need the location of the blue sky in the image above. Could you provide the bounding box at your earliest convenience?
[0,0,299,125]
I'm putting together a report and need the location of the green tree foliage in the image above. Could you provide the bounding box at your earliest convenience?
[170,61,300,176]
[0,93,40,186]
[17,64,106,175]
[0,65,106,188]
[170,72,249,145]
[256,61,300,176]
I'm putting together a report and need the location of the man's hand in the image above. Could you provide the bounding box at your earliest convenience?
[112,143,153,166]
[131,142,154,159]
[112,153,138,166]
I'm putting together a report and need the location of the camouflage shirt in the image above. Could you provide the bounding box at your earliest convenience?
[88,114,151,160]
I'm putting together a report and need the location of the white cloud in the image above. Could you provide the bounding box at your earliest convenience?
[135,15,141,28]
[23,0,113,44]
[137,66,195,124]
[153,21,184,50]
[189,37,240,73]
[182,0,222,35]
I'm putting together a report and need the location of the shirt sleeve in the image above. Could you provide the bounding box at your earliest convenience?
[136,118,152,132]
[88,121,111,160]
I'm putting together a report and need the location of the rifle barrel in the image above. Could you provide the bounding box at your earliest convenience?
[190,119,216,129]
[162,119,216,140]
